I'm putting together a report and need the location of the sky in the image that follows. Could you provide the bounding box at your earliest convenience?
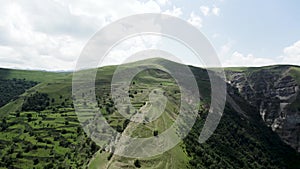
[0,0,300,70]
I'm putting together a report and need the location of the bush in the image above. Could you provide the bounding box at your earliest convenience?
[116,125,123,132]
[16,152,22,158]
[134,159,141,168]
[107,153,113,160]
[33,158,39,165]
[123,119,130,130]
[153,130,158,137]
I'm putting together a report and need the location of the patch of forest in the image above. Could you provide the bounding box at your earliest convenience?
[0,78,37,107]
[184,104,300,169]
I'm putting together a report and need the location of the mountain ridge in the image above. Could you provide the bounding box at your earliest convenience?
[2,57,300,73]
[0,58,299,168]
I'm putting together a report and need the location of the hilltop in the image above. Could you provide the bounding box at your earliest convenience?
[0,58,299,168]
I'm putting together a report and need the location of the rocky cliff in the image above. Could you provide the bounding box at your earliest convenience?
[226,66,300,152]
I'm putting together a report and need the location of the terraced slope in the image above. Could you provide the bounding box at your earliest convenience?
[0,70,98,168]
[0,59,299,169]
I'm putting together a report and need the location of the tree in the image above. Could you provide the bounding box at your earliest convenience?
[16,111,20,117]
[45,163,54,169]
[16,152,22,158]
[22,92,50,111]
[116,125,123,132]
[123,119,130,130]
[33,158,39,165]
[134,159,141,168]
[153,130,158,137]
[126,105,130,114]
[91,142,98,151]
[107,153,113,160]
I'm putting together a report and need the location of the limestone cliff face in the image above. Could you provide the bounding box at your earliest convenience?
[226,66,300,152]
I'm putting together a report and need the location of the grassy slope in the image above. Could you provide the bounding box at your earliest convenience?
[0,68,70,83]
[0,70,72,117]
[89,65,190,169]
[89,61,300,168]
[0,70,97,168]
[289,66,300,84]
[0,60,299,168]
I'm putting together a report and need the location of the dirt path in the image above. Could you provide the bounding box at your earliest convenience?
[104,101,150,169]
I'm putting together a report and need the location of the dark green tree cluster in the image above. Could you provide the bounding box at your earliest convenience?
[0,108,100,168]
[184,104,300,169]
[0,78,37,107]
[134,159,141,168]
[22,92,50,111]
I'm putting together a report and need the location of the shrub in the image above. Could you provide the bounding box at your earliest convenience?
[33,158,39,165]
[134,159,141,168]
[153,130,158,137]
[107,153,113,160]
[116,125,123,132]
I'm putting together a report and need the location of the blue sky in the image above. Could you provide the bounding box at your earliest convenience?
[172,0,300,67]
[0,0,299,70]
[204,0,300,60]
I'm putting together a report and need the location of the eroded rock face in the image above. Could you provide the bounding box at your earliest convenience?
[227,67,300,152]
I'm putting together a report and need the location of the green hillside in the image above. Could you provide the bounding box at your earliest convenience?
[0,59,299,168]
[0,68,70,83]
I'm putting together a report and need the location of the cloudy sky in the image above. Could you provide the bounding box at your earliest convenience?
[0,0,300,70]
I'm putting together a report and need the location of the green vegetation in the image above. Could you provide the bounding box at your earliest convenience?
[289,66,300,84]
[0,78,37,107]
[185,104,300,168]
[0,68,70,82]
[0,58,299,168]
[22,92,50,111]
[0,69,97,168]
[0,103,99,168]
[134,159,141,168]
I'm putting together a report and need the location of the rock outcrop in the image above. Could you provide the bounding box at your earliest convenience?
[226,66,300,152]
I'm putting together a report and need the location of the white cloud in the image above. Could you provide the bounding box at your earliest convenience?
[212,33,219,39]
[187,12,203,29]
[0,0,243,70]
[212,6,220,16]
[67,0,161,23]
[217,40,277,67]
[200,6,210,16]
[219,40,234,58]
[0,0,162,70]
[199,5,220,16]
[281,40,300,65]
[224,51,276,67]
[163,6,182,17]
[219,40,300,67]
[156,0,169,6]
[0,1,86,70]
[102,35,161,66]
[0,46,23,67]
